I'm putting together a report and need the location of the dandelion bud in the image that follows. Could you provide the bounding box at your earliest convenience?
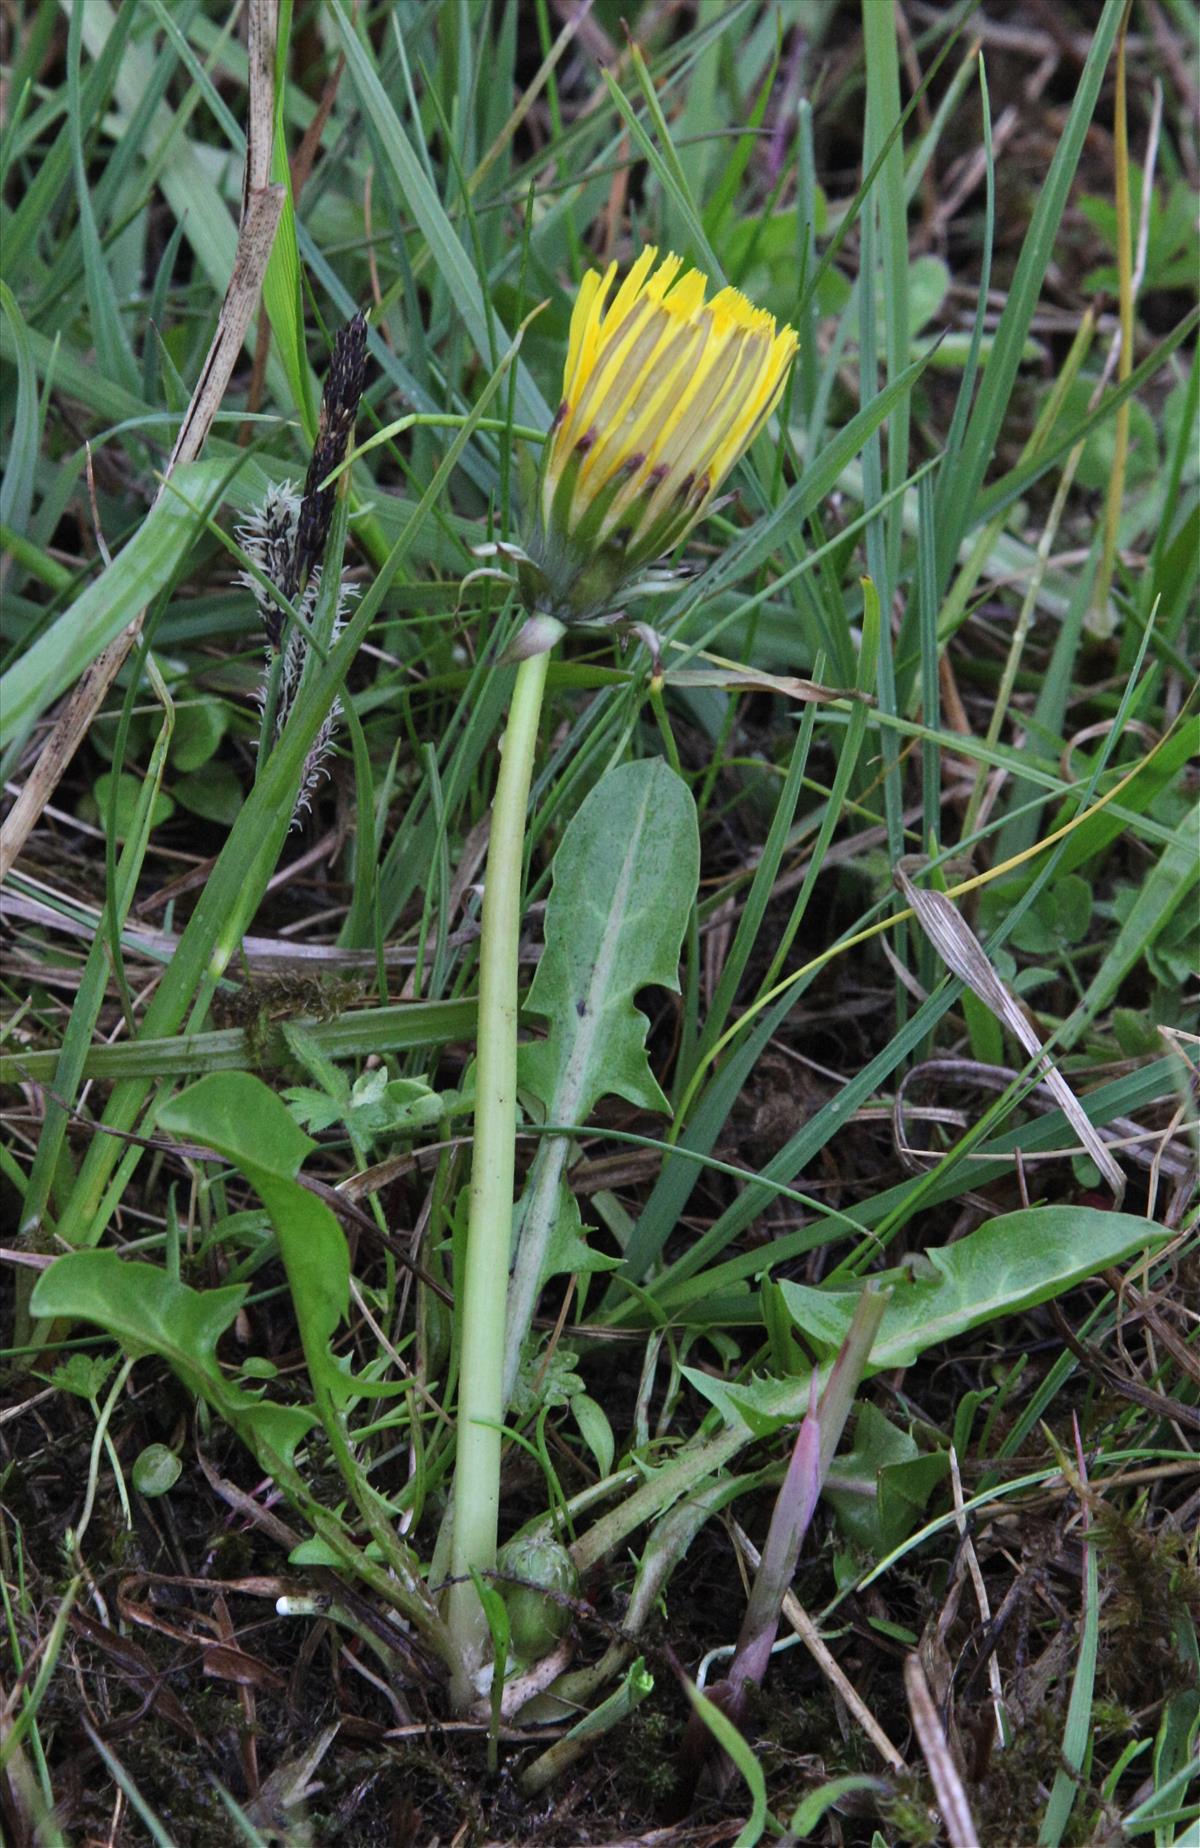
[517,249,796,637]
[496,1533,579,1662]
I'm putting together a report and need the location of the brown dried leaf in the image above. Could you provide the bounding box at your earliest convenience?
[663,665,865,704]
[895,861,1126,1205]
[202,1643,287,1691]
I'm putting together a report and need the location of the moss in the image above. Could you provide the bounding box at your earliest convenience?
[879,1773,941,1846]
[614,1703,682,1812]
[1094,1500,1200,1707]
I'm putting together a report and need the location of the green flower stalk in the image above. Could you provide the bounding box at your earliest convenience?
[445,252,797,1696]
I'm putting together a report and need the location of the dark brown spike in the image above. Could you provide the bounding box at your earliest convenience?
[328,309,369,419]
[290,311,369,597]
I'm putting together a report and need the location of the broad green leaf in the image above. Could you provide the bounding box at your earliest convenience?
[679,1368,795,1440]
[520,759,699,1119]
[781,1206,1170,1373]
[572,1394,615,1479]
[82,770,175,839]
[824,1404,949,1555]
[173,761,243,825]
[159,1072,352,1407]
[31,1248,248,1377]
[284,1068,444,1143]
[161,1069,316,1180]
[574,1200,1166,1575]
[170,699,228,772]
[47,1353,118,1402]
[29,1249,318,1476]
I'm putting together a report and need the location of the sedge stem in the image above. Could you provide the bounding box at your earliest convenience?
[447,647,550,1694]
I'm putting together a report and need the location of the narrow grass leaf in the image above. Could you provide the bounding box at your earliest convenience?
[603,59,722,280]
[0,996,477,1087]
[260,0,317,441]
[862,0,910,595]
[1038,1437,1099,1846]
[1068,798,1200,1040]
[0,459,231,751]
[0,283,39,537]
[327,0,549,431]
[682,1680,771,1848]
[935,0,1126,585]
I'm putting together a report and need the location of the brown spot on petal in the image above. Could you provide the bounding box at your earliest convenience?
[575,427,598,455]
[551,400,568,430]
[677,473,695,501]
[648,464,669,486]
[622,452,646,473]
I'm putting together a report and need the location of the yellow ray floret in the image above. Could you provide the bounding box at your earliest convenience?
[540,250,797,589]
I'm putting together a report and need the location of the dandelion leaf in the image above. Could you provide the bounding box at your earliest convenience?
[520,759,699,1121]
[781,1206,1171,1374]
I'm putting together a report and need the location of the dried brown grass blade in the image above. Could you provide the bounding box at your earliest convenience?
[904,1651,980,1848]
[664,664,865,704]
[895,861,1126,1205]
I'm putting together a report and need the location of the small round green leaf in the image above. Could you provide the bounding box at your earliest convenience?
[173,760,243,825]
[133,1443,181,1497]
[171,698,228,771]
[82,770,175,839]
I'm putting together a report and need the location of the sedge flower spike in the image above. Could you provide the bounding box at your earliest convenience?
[495,249,797,657]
